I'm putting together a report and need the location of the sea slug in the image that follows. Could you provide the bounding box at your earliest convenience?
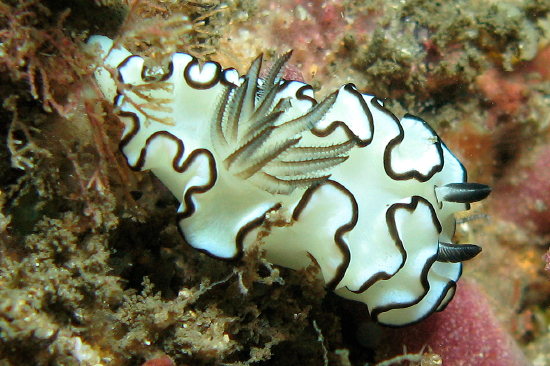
[88,35,491,326]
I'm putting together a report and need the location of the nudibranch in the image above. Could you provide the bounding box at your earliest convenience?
[88,35,491,326]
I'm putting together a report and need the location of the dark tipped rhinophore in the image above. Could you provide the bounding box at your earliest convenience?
[436,182,492,204]
[437,242,482,263]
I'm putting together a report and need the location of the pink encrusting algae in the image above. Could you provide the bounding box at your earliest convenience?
[490,144,550,236]
[380,279,531,366]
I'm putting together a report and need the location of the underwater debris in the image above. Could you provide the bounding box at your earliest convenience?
[349,0,550,107]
